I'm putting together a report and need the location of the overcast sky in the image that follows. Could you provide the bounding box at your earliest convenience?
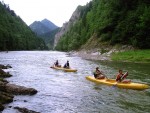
[1,0,91,27]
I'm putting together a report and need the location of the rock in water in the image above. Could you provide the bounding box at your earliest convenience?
[0,69,12,78]
[14,107,40,113]
[5,83,38,95]
[0,92,14,104]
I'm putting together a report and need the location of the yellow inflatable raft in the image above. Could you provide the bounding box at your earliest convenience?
[86,76,149,90]
[51,66,77,72]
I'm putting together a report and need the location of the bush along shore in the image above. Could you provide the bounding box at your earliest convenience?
[0,64,39,113]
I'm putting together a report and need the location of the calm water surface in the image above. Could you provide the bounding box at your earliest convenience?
[0,51,150,113]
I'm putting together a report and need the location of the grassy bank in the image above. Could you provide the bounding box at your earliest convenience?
[111,50,150,63]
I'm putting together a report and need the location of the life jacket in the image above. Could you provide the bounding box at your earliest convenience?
[116,73,124,82]
[64,62,69,68]
[116,72,128,82]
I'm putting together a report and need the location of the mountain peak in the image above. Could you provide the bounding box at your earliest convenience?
[42,18,49,22]
[29,19,58,35]
[41,19,58,30]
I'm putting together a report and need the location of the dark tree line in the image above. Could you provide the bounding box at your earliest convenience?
[0,2,47,51]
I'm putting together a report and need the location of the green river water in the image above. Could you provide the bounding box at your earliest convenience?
[0,51,149,113]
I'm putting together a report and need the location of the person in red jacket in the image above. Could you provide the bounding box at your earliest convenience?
[116,70,131,83]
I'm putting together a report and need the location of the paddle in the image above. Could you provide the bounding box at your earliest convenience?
[112,82,118,87]
[112,72,129,87]
[103,74,108,80]
[99,71,108,79]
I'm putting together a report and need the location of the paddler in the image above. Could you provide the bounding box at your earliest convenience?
[116,69,131,83]
[63,60,70,69]
[54,60,61,67]
[93,67,107,79]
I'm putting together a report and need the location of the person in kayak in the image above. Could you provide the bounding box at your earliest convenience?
[63,60,70,68]
[116,70,131,83]
[54,60,61,67]
[93,67,106,79]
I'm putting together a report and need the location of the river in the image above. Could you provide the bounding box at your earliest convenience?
[0,51,150,113]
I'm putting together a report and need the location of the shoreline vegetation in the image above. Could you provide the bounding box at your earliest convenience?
[70,49,150,63]
[111,50,150,63]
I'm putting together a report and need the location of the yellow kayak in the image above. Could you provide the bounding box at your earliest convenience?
[50,66,77,72]
[86,76,149,90]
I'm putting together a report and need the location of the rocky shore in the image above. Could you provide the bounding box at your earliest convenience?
[76,50,111,61]
[0,64,38,113]
[68,45,134,61]
[68,49,112,61]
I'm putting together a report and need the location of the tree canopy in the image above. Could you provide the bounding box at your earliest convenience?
[0,2,47,51]
[55,0,150,51]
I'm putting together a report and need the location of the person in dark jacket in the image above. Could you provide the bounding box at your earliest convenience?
[54,60,61,67]
[63,60,70,68]
[93,67,106,79]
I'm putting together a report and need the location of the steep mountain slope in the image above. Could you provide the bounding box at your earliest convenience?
[55,0,150,51]
[29,19,59,49]
[41,19,58,30]
[40,28,60,49]
[54,6,81,47]
[29,21,50,35]
[29,19,58,35]
[0,2,47,50]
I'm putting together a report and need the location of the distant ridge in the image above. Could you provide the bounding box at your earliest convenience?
[29,19,58,35]
[41,19,58,30]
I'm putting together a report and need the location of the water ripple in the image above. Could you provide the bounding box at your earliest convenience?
[0,51,149,113]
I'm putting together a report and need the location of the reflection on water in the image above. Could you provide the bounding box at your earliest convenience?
[0,51,149,113]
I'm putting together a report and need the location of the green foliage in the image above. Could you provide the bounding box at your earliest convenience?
[111,50,150,63]
[0,2,47,51]
[40,28,60,49]
[56,0,150,51]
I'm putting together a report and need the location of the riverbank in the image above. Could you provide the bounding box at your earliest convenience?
[70,48,150,63]
[0,64,38,112]
[111,49,150,63]
[73,50,111,61]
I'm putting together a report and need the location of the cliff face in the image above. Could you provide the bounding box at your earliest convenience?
[55,0,150,51]
[54,6,81,48]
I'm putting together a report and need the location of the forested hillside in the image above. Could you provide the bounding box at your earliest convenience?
[55,0,150,51]
[30,19,59,49]
[40,28,60,49]
[0,2,47,51]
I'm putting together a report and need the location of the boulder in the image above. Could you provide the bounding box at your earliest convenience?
[0,103,4,111]
[5,84,38,95]
[0,64,12,69]
[14,107,40,113]
[0,69,12,78]
[0,78,8,83]
[0,81,7,92]
[0,92,14,104]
